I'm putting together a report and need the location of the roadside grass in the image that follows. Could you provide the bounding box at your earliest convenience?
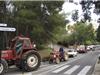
[38,48,52,61]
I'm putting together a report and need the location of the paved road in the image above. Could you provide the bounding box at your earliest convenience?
[5,49,100,75]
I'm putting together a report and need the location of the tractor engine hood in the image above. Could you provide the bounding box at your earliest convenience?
[1,50,15,60]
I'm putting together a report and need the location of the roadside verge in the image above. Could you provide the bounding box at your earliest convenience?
[92,58,100,75]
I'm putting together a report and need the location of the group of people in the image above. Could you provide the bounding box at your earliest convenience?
[52,47,65,57]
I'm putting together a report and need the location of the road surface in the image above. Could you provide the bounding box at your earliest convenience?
[5,48,100,75]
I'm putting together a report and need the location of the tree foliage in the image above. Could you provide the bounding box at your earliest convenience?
[71,10,79,22]
[63,22,95,46]
[0,1,7,49]
[97,25,100,42]
[80,1,93,22]
[70,1,100,43]
[0,1,66,49]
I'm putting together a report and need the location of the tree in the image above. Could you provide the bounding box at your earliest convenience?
[1,1,66,49]
[80,1,93,22]
[0,1,8,49]
[65,22,95,45]
[97,25,100,42]
[0,1,6,23]
[71,10,79,22]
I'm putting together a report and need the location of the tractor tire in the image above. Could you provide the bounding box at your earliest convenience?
[49,59,53,64]
[0,59,8,75]
[21,51,41,72]
[55,58,60,64]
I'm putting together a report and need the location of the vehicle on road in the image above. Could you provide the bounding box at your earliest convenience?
[87,45,95,51]
[86,46,91,51]
[0,36,41,75]
[77,45,87,53]
[49,48,68,64]
[67,49,78,57]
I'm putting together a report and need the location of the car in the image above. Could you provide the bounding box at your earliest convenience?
[87,45,95,51]
[67,49,78,57]
[94,45,100,50]
[86,46,91,51]
[77,45,87,53]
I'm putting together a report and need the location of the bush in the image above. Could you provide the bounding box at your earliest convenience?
[38,48,52,62]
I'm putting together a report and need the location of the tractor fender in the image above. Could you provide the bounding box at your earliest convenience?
[22,50,41,60]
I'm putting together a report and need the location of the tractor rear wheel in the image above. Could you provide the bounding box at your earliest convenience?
[21,51,41,72]
[0,59,8,75]
[49,59,53,64]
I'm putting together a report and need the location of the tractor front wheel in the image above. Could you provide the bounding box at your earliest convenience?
[0,59,8,75]
[22,51,41,72]
[49,59,53,64]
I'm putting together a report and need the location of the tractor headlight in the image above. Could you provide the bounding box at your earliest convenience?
[33,44,36,47]
[54,55,56,58]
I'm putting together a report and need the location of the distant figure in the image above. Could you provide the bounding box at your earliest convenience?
[59,47,64,57]
[59,47,64,52]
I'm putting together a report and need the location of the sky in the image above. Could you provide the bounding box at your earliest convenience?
[62,0,99,30]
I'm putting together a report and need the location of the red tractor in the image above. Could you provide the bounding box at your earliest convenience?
[0,36,41,75]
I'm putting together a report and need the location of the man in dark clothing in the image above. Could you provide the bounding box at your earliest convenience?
[59,47,64,58]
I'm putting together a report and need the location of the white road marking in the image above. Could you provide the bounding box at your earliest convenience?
[6,72,33,75]
[77,66,91,75]
[34,65,58,72]
[21,72,32,75]
[52,65,70,73]
[64,65,80,74]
